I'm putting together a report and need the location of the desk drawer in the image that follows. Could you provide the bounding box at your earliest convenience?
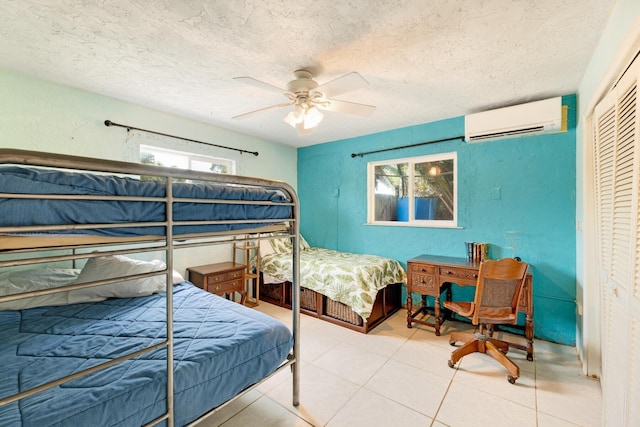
[438,267,478,285]
[409,263,436,275]
[207,279,243,294]
[410,273,437,294]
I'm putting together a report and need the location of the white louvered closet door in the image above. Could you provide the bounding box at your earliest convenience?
[593,57,640,426]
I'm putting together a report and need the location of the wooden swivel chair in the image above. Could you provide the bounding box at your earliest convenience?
[444,258,529,384]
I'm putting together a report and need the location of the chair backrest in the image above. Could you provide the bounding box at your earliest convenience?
[472,258,529,326]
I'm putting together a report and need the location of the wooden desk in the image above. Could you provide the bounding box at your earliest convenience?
[187,262,247,305]
[406,254,534,360]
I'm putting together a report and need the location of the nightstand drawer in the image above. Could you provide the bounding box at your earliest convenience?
[205,269,243,285]
[227,269,243,280]
[438,267,478,285]
[207,279,243,294]
[186,262,248,305]
[206,273,229,285]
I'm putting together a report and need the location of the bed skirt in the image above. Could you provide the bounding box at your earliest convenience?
[260,278,402,333]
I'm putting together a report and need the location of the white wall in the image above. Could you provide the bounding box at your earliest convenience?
[576,0,640,375]
[0,68,298,276]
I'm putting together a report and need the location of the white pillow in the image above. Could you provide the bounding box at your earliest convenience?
[68,255,167,302]
[0,268,81,310]
[172,269,185,284]
[262,234,311,256]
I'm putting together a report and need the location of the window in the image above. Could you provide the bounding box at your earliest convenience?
[367,152,457,227]
[139,145,235,181]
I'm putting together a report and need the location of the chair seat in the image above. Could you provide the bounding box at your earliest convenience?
[477,307,517,324]
[444,301,517,324]
[443,300,472,316]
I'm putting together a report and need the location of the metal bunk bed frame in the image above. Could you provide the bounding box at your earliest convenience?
[0,149,301,427]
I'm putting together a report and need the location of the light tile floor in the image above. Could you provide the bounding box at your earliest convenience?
[197,303,602,427]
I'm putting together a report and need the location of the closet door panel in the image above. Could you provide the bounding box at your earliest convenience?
[593,58,639,426]
[611,85,636,292]
[629,82,640,426]
[628,311,640,424]
[595,104,615,276]
[594,96,617,395]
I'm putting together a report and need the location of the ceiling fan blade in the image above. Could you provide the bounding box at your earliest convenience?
[313,72,369,98]
[233,76,287,94]
[317,99,376,117]
[232,102,293,120]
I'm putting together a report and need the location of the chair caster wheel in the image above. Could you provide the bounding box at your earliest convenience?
[507,375,517,384]
[449,340,456,346]
[448,360,455,369]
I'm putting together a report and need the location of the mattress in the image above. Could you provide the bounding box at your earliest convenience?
[261,247,406,320]
[0,166,292,236]
[0,282,293,427]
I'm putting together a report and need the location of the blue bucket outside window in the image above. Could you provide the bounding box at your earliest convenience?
[397,197,437,221]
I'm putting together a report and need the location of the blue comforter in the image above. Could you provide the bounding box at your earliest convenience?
[0,282,293,426]
[0,166,292,236]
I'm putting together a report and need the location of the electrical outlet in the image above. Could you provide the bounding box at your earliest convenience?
[333,188,340,197]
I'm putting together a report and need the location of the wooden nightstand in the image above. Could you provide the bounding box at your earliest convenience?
[187,262,247,305]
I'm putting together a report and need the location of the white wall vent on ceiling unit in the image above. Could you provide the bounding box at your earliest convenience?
[464,96,566,143]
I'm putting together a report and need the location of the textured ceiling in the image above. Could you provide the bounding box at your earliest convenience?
[0,0,616,147]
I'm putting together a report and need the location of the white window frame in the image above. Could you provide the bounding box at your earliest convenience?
[140,145,236,176]
[367,152,458,228]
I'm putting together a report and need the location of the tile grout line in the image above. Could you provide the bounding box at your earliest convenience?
[533,355,539,426]
[429,361,459,427]
[321,355,395,427]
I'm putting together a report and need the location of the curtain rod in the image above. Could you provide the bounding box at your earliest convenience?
[351,135,465,158]
[104,120,259,157]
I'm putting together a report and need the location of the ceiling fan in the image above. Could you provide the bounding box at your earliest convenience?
[232,70,376,135]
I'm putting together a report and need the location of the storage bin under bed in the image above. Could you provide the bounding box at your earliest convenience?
[260,281,370,327]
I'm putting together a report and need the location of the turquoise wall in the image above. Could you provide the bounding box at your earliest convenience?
[298,95,577,345]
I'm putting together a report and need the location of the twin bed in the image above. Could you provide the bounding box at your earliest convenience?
[259,235,406,334]
[0,150,301,426]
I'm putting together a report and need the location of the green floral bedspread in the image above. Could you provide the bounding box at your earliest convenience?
[261,248,406,321]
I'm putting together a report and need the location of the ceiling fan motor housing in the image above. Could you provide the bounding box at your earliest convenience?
[286,70,318,95]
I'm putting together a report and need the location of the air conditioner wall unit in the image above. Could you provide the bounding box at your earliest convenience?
[464,97,565,143]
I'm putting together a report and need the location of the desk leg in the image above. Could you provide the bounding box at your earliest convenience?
[406,286,449,335]
[406,292,414,328]
[434,282,452,336]
[434,294,441,336]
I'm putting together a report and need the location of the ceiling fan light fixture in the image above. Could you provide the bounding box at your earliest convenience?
[284,107,303,127]
[303,106,324,129]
